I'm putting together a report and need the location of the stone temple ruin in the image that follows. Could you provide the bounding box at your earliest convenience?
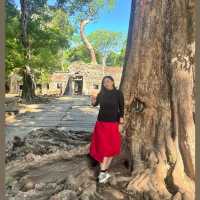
[8,62,122,96]
[8,62,123,96]
[51,62,123,96]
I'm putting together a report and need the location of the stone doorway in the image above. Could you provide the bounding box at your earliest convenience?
[73,76,83,95]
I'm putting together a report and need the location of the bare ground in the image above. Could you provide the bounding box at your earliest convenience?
[5,128,134,200]
[5,95,135,200]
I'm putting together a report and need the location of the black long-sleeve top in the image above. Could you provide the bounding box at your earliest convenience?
[92,88,124,122]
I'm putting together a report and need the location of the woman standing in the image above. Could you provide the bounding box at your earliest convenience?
[89,76,124,183]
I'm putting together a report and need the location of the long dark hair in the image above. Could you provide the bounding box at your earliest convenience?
[99,76,117,96]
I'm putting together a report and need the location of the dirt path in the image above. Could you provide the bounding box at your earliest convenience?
[5,96,98,142]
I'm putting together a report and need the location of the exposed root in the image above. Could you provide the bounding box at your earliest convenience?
[6,128,135,200]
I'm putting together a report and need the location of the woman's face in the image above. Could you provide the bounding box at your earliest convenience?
[103,78,114,89]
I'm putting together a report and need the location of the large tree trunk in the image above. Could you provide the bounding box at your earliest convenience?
[80,19,97,64]
[120,0,195,199]
[20,0,35,102]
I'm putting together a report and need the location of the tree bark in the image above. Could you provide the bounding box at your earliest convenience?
[80,19,97,64]
[102,55,107,66]
[21,66,36,103]
[20,0,29,49]
[120,0,195,199]
[20,0,35,102]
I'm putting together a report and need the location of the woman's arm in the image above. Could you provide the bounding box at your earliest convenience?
[91,93,100,107]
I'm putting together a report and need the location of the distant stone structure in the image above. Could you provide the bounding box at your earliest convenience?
[7,73,22,94]
[49,62,123,96]
[7,62,123,96]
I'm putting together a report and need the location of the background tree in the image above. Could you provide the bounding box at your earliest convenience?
[19,0,47,102]
[29,8,73,79]
[120,0,195,199]
[5,0,23,81]
[56,0,116,64]
[106,47,126,66]
[89,29,125,66]
[5,0,23,93]
[6,1,74,101]
[67,44,101,64]
[7,0,117,102]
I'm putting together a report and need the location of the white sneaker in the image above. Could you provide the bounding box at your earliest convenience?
[98,172,111,183]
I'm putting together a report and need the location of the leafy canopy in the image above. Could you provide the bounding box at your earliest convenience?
[89,29,125,57]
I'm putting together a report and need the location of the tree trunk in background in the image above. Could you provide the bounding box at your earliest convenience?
[80,19,97,64]
[120,0,195,199]
[21,66,36,102]
[20,0,29,49]
[20,0,35,102]
[102,55,107,66]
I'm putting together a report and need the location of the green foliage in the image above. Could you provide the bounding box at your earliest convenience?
[68,44,101,64]
[56,0,116,31]
[68,33,124,66]
[5,0,24,78]
[29,8,74,81]
[68,45,91,63]
[6,0,123,86]
[88,29,125,64]
[106,48,126,66]
[6,1,74,84]
[36,68,51,84]
[89,30,124,54]
[56,0,115,17]
[28,8,73,69]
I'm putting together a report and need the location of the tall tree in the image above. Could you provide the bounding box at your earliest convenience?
[31,8,73,76]
[89,30,125,66]
[80,18,97,64]
[19,0,48,102]
[18,1,73,102]
[20,0,36,102]
[56,0,116,64]
[67,44,101,64]
[5,0,23,78]
[120,0,195,199]
[79,1,116,64]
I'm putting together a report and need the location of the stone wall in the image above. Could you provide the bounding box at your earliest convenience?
[65,62,123,95]
[7,63,123,96]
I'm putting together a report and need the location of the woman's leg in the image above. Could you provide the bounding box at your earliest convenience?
[100,157,109,171]
[100,156,113,171]
[98,157,112,183]
[105,157,113,170]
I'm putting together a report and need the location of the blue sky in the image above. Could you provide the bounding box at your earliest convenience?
[14,0,131,35]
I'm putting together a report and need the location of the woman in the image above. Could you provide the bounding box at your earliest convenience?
[89,76,124,183]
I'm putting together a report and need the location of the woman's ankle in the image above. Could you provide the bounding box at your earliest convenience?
[100,168,109,173]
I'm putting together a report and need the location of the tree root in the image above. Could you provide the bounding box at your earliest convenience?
[5,128,135,200]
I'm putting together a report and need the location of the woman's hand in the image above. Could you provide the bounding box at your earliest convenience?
[119,117,124,124]
[91,95,96,105]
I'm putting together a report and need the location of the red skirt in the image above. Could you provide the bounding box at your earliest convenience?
[89,121,121,162]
